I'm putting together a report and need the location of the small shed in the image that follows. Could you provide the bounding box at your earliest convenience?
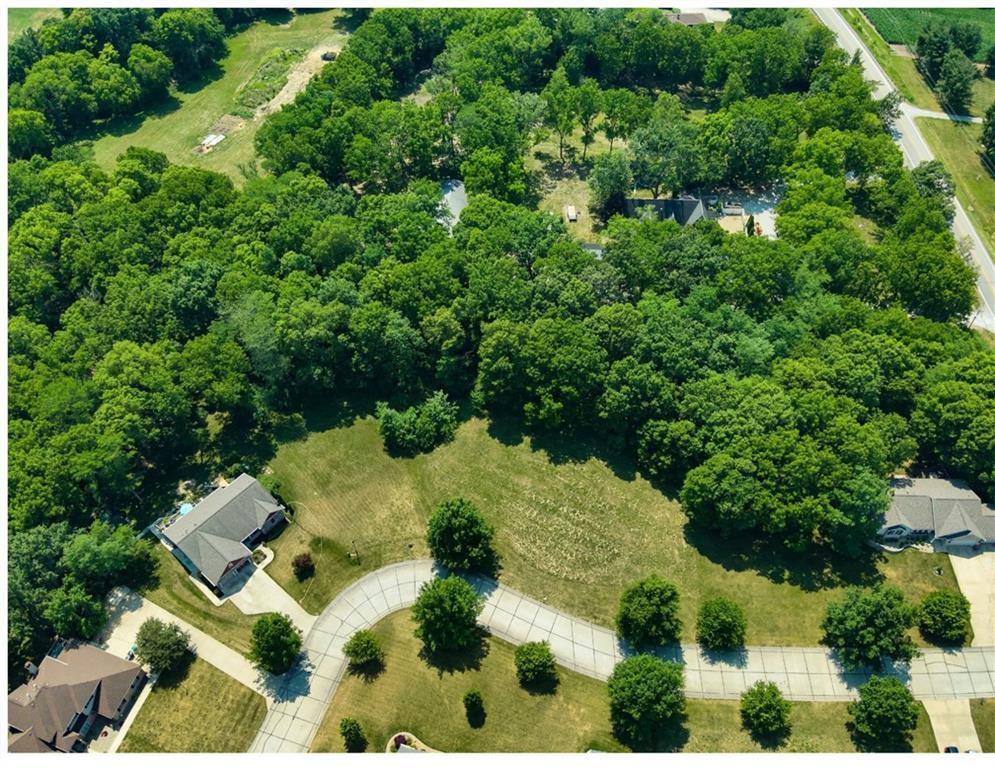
[566,205,578,223]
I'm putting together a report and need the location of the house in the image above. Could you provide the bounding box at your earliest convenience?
[665,12,709,26]
[160,473,285,594]
[878,477,995,553]
[624,196,705,227]
[8,641,146,753]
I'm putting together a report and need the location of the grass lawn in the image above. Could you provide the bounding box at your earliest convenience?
[312,610,935,753]
[267,414,960,646]
[915,118,995,253]
[7,8,61,40]
[119,653,266,753]
[89,10,347,186]
[142,545,256,657]
[863,8,995,63]
[971,699,995,752]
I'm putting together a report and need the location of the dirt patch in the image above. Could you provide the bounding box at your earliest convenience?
[210,114,246,135]
[890,43,914,58]
[256,43,342,118]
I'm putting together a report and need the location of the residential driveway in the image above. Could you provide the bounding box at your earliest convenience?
[98,587,276,705]
[229,568,316,635]
[949,552,995,646]
[924,699,983,753]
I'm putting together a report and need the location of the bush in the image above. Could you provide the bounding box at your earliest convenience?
[607,654,686,748]
[344,629,384,671]
[514,641,558,690]
[463,688,485,727]
[411,575,482,654]
[292,552,315,580]
[426,497,496,573]
[821,586,917,670]
[376,391,457,455]
[339,717,367,752]
[134,618,190,674]
[616,575,682,649]
[847,675,919,752]
[248,613,302,675]
[740,682,791,741]
[697,597,747,651]
[918,589,971,646]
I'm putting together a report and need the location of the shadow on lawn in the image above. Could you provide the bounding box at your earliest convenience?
[419,631,490,676]
[154,651,195,691]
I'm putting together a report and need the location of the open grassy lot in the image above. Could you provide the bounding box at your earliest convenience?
[90,10,346,185]
[119,653,266,753]
[313,610,935,753]
[863,8,995,62]
[915,118,995,253]
[142,545,256,657]
[7,8,61,40]
[972,699,995,752]
[267,415,959,646]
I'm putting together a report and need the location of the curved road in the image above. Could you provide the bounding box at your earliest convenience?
[814,8,995,332]
[249,560,995,753]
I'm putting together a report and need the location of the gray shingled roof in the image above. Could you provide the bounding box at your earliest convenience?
[882,478,989,543]
[162,474,283,586]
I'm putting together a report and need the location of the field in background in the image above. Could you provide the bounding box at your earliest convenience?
[90,9,346,186]
[863,8,995,62]
[7,7,61,40]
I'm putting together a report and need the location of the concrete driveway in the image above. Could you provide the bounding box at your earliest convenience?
[949,552,995,646]
[924,699,983,753]
[229,567,316,635]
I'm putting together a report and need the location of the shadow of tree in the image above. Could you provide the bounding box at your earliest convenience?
[154,650,195,691]
[847,720,914,753]
[617,715,690,753]
[419,631,490,676]
[347,659,385,682]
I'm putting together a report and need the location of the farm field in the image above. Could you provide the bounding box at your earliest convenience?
[7,7,61,40]
[915,118,995,253]
[89,9,347,186]
[265,414,959,646]
[312,610,935,753]
[119,654,267,753]
[863,8,995,62]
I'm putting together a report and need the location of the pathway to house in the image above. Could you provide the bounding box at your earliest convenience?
[949,552,995,646]
[250,560,995,753]
[902,104,984,125]
[923,699,983,753]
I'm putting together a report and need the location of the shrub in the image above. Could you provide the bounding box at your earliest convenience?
[616,575,681,649]
[918,589,971,646]
[463,688,485,727]
[344,629,384,670]
[376,391,457,455]
[339,717,367,752]
[292,552,315,580]
[697,597,747,651]
[607,654,686,748]
[740,682,791,740]
[514,641,558,690]
[821,586,917,670]
[411,575,482,654]
[134,617,191,674]
[426,497,496,573]
[847,675,919,752]
[248,613,302,675]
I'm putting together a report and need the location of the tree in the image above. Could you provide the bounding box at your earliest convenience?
[43,580,107,639]
[150,8,226,81]
[463,688,485,726]
[461,147,526,202]
[821,587,917,670]
[426,497,496,573]
[343,629,385,671]
[936,48,976,114]
[847,675,919,752]
[916,22,951,81]
[128,43,172,101]
[918,589,971,646]
[292,552,315,580]
[514,641,558,690]
[740,682,791,742]
[411,575,481,654]
[575,78,602,160]
[982,101,995,159]
[630,105,699,198]
[697,597,747,651]
[720,70,747,107]
[248,613,302,674]
[949,21,982,59]
[340,717,368,752]
[543,65,577,161]
[601,88,649,152]
[986,44,995,79]
[607,655,686,748]
[134,618,190,674]
[616,575,682,649]
[376,390,458,456]
[60,520,155,594]
[8,109,53,160]
[911,160,956,223]
[589,149,632,220]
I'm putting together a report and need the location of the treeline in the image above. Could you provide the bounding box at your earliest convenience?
[7,8,262,156]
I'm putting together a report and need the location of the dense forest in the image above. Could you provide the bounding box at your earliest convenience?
[8,7,995,684]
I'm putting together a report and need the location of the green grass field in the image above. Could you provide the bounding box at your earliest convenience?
[119,653,266,753]
[915,118,995,253]
[90,10,346,186]
[863,8,995,63]
[972,699,995,752]
[266,414,959,646]
[312,610,935,753]
[7,7,61,40]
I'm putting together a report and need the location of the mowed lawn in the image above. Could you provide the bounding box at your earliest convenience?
[916,118,995,253]
[119,654,266,753]
[90,10,346,185]
[313,611,934,753]
[7,8,61,40]
[267,415,959,646]
[972,699,995,752]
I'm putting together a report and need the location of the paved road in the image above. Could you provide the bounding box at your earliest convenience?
[814,8,995,333]
[250,560,995,753]
[923,699,983,753]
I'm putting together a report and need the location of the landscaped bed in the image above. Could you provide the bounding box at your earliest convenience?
[119,653,266,753]
[266,414,961,646]
[312,610,937,753]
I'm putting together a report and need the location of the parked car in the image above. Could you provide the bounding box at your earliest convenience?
[321,51,337,61]
[943,746,959,753]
